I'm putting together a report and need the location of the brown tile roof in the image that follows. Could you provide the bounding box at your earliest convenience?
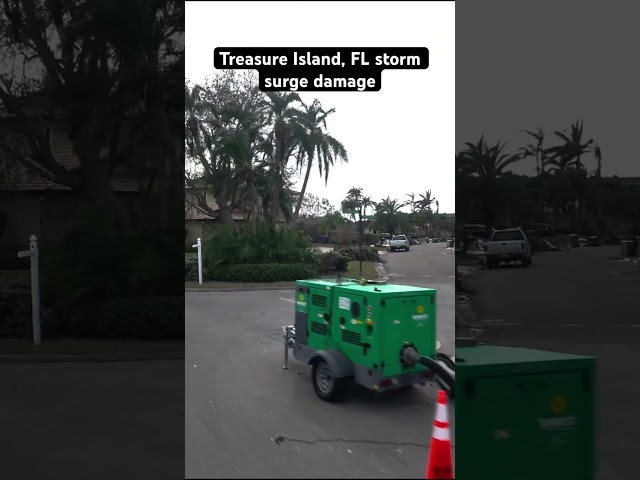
[0,153,141,192]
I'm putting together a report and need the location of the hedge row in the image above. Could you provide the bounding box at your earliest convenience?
[97,296,184,339]
[222,263,318,282]
[0,290,183,340]
[185,257,319,282]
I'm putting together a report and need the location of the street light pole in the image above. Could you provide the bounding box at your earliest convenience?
[359,205,364,274]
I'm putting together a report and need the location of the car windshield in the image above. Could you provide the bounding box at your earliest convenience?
[393,235,406,240]
[492,230,524,241]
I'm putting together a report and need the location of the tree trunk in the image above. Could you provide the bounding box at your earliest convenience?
[215,193,234,226]
[292,154,314,223]
[78,154,127,227]
[270,134,285,225]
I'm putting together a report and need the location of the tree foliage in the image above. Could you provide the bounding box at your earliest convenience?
[185,71,346,227]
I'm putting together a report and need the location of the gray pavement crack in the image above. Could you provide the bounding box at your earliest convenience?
[272,436,434,449]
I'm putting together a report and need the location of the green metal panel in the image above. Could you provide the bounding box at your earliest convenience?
[295,279,439,379]
[379,293,436,376]
[306,288,333,350]
[456,345,596,480]
[331,290,366,355]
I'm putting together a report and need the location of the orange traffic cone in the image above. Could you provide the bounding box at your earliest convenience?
[426,390,453,479]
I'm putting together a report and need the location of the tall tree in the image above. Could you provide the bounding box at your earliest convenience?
[374,196,408,235]
[0,0,183,227]
[593,144,603,178]
[341,187,376,272]
[519,128,546,175]
[458,136,522,230]
[461,136,522,180]
[406,193,416,212]
[416,189,437,212]
[292,99,348,222]
[545,119,593,171]
[264,91,305,224]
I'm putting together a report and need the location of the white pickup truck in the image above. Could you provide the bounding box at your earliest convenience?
[485,228,532,268]
[386,234,410,252]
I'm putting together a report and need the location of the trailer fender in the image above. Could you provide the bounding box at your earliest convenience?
[309,349,354,378]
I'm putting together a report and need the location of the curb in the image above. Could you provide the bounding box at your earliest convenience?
[186,286,296,292]
[0,351,185,363]
[374,262,387,278]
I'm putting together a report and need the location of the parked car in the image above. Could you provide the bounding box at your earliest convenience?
[485,227,532,268]
[387,234,410,252]
[380,233,391,244]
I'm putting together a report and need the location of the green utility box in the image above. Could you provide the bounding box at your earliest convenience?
[294,279,437,378]
[456,345,595,480]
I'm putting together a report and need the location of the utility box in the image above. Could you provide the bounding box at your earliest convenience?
[455,345,595,480]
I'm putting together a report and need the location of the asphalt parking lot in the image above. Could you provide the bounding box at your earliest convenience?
[185,243,455,479]
[468,246,640,480]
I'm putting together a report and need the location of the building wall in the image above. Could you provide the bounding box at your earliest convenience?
[185,220,217,244]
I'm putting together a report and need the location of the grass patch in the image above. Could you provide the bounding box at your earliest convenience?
[347,260,379,280]
[185,252,197,260]
[0,338,184,356]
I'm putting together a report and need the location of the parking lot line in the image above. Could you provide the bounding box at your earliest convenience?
[280,298,294,303]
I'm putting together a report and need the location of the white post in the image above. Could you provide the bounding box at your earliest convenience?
[192,237,203,285]
[18,235,41,345]
[30,235,41,345]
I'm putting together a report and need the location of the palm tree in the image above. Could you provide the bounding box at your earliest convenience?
[545,119,593,171]
[461,135,522,179]
[458,136,522,230]
[594,144,603,177]
[341,187,376,219]
[341,187,376,272]
[406,193,416,212]
[416,189,437,212]
[292,99,348,222]
[519,128,546,175]
[374,197,408,235]
[264,91,305,224]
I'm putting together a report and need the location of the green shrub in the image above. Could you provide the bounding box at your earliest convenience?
[334,254,350,271]
[185,260,209,281]
[203,223,314,276]
[338,246,380,262]
[314,251,350,273]
[0,244,31,270]
[96,296,184,339]
[0,289,32,338]
[362,233,378,245]
[43,205,183,324]
[52,296,184,339]
[222,263,317,282]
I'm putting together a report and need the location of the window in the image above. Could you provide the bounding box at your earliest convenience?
[491,230,524,242]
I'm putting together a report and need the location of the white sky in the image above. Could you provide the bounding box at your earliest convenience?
[186,1,455,213]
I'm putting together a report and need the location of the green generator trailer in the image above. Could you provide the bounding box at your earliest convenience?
[456,344,596,480]
[282,278,455,402]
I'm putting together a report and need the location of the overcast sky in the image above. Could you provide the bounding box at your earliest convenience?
[457,0,640,178]
[185,1,455,213]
